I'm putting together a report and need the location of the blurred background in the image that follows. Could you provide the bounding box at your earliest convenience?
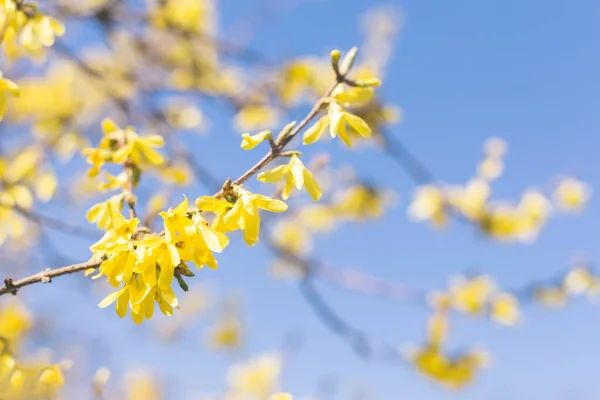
[1,0,600,399]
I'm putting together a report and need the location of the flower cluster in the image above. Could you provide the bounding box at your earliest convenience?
[0,300,65,398]
[429,275,520,325]
[83,119,165,179]
[405,312,488,390]
[408,138,591,242]
[88,196,228,323]
[0,0,65,60]
[533,265,600,307]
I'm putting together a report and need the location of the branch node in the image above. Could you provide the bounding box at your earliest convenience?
[4,278,17,295]
[41,269,52,284]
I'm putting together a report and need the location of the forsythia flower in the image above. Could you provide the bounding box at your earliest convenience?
[197,188,287,246]
[86,195,125,230]
[333,184,389,221]
[490,293,520,325]
[240,130,272,150]
[257,155,322,200]
[533,287,567,308]
[448,276,495,315]
[234,104,279,131]
[0,354,65,398]
[88,196,229,323]
[207,316,243,350]
[563,267,599,297]
[0,300,32,346]
[0,71,20,121]
[270,394,293,400]
[18,13,65,53]
[554,177,590,211]
[303,99,372,148]
[408,185,447,226]
[83,119,165,177]
[227,353,282,399]
[406,345,488,390]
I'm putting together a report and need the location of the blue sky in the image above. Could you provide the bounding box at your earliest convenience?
[22,0,600,399]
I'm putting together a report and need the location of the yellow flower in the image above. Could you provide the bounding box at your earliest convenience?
[19,14,65,52]
[334,184,388,221]
[271,219,312,255]
[159,196,229,270]
[234,105,279,131]
[332,86,374,105]
[490,293,519,325]
[482,137,507,158]
[564,267,599,297]
[82,147,113,178]
[206,189,287,246]
[227,353,282,399]
[554,177,590,211]
[453,179,490,221]
[479,206,523,241]
[240,130,272,150]
[519,189,551,224]
[297,204,336,231]
[207,317,243,351]
[477,157,503,181]
[303,101,371,148]
[101,119,165,167]
[86,195,125,230]
[270,394,293,400]
[38,365,64,391]
[34,171,58,202]
[89,202,139,255]
[534,287,567,308]
[258,156,322,200]
[0,71,20,121]
[98,172,129,192]
[405,345,488,391]
[0,300,32,345]
[449,276,495,315]
[408,185,447,226]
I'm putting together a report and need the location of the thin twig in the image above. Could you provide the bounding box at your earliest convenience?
[213,80,339,197]
[0,260,102,297]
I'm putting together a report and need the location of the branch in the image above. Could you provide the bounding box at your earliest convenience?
[2,203,99,239]
[212,79,339,197]
[0,260,102,297]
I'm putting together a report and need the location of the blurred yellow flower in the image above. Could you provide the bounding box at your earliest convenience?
[0,71,19,121]
[227,353,282,399]
[408,185,447,227]
[235,105,279,132]
[554,177,590,211]
[490,293,520,325]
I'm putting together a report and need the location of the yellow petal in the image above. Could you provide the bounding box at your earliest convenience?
[253,194,288,212]
[242,205,260,246]
[333,87,374,105]
[102,119,120,134]
[302,117,328,145]
[257,164,289,183]
[240,130,272,150]
[174,195,189,215]
[344,113,371,138]
[98,286,127,308]
[302,169,322,201]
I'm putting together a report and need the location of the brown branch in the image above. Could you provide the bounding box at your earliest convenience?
[0,260,102,297]
[212,80,339,197]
